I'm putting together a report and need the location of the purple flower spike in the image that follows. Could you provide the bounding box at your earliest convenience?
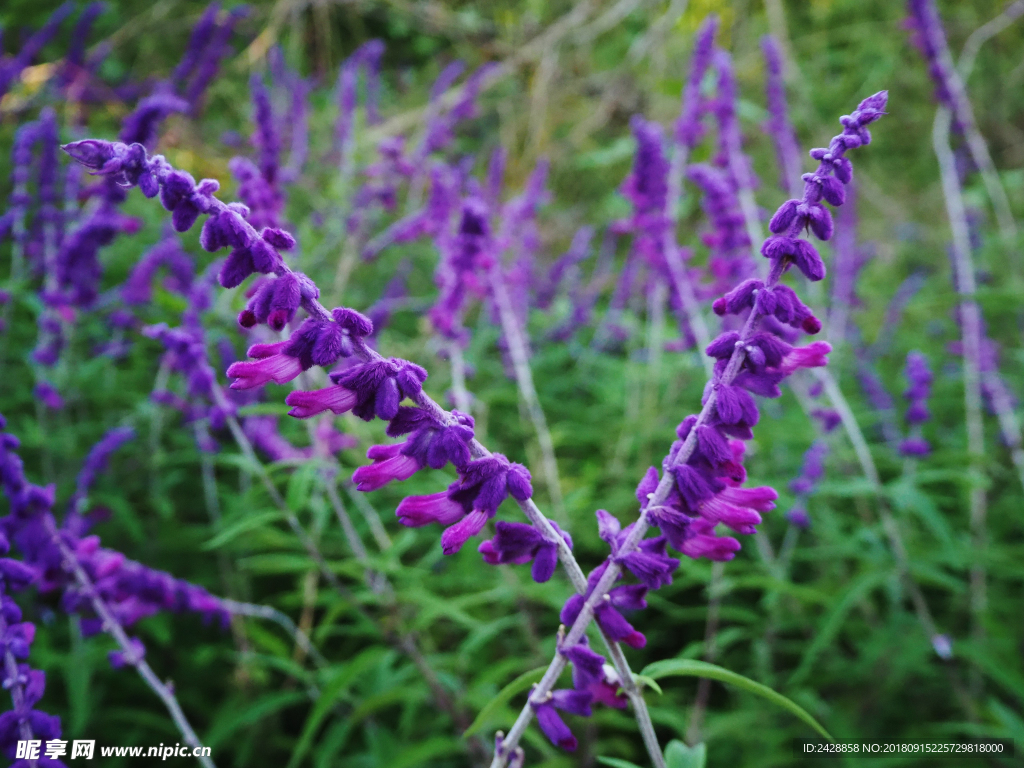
[790,442,828,495]
[285,386,358,419]
[231,313,376,392]
[32,382,64,411]
[675,15,718,149]
[478,520,571,583]
[227,341,305,390]
[757,91,887,281]
[898,437,931,457]
[560,564,648,649]
[68,427,135,514]
[353,408,474,491]
[902,351,933,426]
[286,357,426,421]
[119,92,189,149]
[397,454,532,555]
[238,272,319,331]
[761,35,802,195]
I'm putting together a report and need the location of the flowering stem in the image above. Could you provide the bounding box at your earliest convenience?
[488,264,566,522]
[644,281,668,415]
[916,0,1018,246]
[509,498,666,768]
[980,370,1024,494]
[665,144,714,375]
[932,105,989,678]
[493,257,788,765]
[1,616,38,764]
[447,341,473,414]
[44,517,216,768]
[955,2,1024,496]
[959,0,1024,79]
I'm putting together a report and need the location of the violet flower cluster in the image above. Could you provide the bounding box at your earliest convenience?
[0,425,64,767]
[491,93,889,759]
[57,42,889,758]
[899,351,933,457]
[15,5,239,404]
[0,418,235,764]
[0,3,74,103]
[761,36,802,196]
[59,138,532,561]
[786,441,828,529]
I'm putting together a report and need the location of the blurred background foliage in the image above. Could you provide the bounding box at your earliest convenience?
[2,0,1024,766]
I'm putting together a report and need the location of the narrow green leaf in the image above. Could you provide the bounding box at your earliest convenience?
[641,658,833,741]
[597,757,646,768]
[201,510,284,551]
[462,666,547,738]
[388,736,465,768]
[287,648,387,768]
[664,740,706,768]
[632,673,663,696]
[788,570,889,686]
[206,691,307,748]
[286,462,318,512]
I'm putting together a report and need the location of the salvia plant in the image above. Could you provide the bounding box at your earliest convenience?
[0,1,1022,766]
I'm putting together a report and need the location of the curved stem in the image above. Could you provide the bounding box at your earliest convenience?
[221,599,327,668]
[493,259,788,765]
[447,341,473,414]
[488,264,566,523]
[665,145,714,374]
[922,0,1018,244]
[933,105,989,676]
[45,517,216,768]
[2,618,39,765]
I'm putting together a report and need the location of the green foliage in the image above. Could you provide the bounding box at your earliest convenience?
[2,0,1024,767]
[642,659,833,741]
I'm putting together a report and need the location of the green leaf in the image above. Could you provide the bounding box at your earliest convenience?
[206,691,308,748]
[788,570,889,686]
[286,461,319,512]
[201,510,285,550]
[387,736,465,768]
[664,740,706,768]
[886,477,953,544]
[287,648,387,768]
[597,757,646,768]
[632,673,663,696]
[462,666,547,738]
[641,659,833,741]
[574,136,636,169]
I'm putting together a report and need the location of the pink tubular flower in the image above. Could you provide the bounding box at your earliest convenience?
[285,385,358,418]
[678,520,742,561]
[439,509,490,555]
[779,341,832,374]
[351,444,421,491]
[226,341,304,389]
[395,492,465,528]
[698,485,778,535]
